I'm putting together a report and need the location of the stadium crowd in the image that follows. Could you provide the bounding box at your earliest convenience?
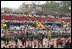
[1,14,71,48]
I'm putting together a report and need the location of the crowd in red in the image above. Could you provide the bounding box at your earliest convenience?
[1,15,71,22]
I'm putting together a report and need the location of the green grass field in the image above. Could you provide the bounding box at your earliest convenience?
[54,46,64,48]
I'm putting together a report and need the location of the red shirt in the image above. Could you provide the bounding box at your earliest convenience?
[40,41,43,44]
[21,31,23,33]
[56,40,59,43]
[38,43,39,45]
[12,46,13,48]
[8,31,10,34]
[45,40,47,43]
[60,39,63,43]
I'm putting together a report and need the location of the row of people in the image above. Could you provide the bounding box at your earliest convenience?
[1,15,71,22]
[1,37,71,48]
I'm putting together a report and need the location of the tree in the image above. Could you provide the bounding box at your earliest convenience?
[41,1,71,16]
[59,1,71,16]
[1,7,13,13]
[41,1,60,15]
[19,3,26,13]
[13,9,22,14]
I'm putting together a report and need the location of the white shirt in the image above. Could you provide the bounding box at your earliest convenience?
[1,34,4,37]
[1,29,3,31]
[43,38,48,47]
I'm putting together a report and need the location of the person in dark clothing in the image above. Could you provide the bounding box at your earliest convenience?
[9,45,11,48]
[27,32,29,37]
[22,38,25,46]
[50,45,54,48]
[1,37,6,44]
[6,38,9,45]
[15,38,18,45]
[70,43,71,48]
[30,37,33,41]
[64,39,70,48]
[37,36,40,42]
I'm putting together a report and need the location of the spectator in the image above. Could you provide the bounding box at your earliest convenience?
[15,45,18,48]
[50,40,54,48]
[64,39,70,48]
[15,38,18,45]
[6,37,9,45]
[9,45,11,48]
[59,38,63,47]
[22,38,24,46]
[11,45,14,48]
[56,38,59,47]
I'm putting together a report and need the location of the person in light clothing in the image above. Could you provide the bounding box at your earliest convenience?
[43,37,48,48]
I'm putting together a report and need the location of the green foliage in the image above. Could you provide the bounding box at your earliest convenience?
[1,7,13,13]
[41,1,71,16]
